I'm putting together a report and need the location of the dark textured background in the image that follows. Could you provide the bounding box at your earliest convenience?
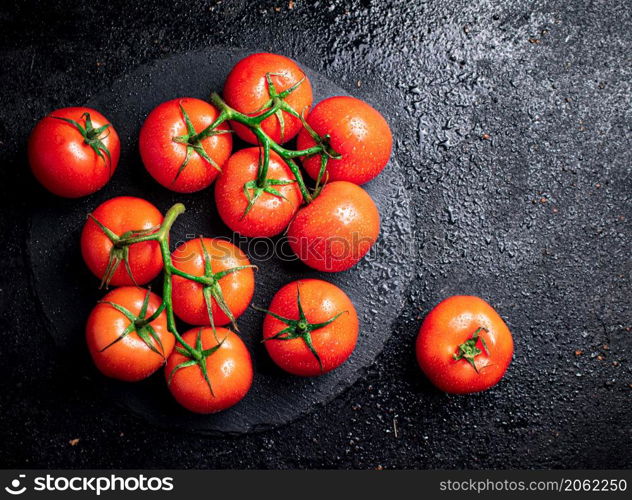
[0,0,630,469]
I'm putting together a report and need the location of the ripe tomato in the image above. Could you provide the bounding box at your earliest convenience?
[86,287,174,382]
[139,97,232,193]
[165,327,253,413]
[223,53,313,144]
[261,279,358,376]
[416,296,514,394]
[296,96,392,185]
[28,107,120,197]
[171,238,255,327]
[81,196,164,287]
[287,181,380,272]
[214,147,302,237]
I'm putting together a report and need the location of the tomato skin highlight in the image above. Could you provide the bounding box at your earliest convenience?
[80,196,164,287]
[263,279,359,376]
[416,295,514,394]
[223,53,313,144]
[139,97,232,193]
[297,96,392,185]
[28,107,120,198]
[165,327,253,414]
[171,238,255,326]
[86,287,173,382]
[287,181,380,272]
[214,147,302,237]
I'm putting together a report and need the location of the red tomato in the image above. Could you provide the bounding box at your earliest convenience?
[171,238,255,326]
[223,53,313,144]
[296,96,392,185]
[214,147,302,237]
[139,97,232,193]
[165,327,253,413]
[86,287,174,381]
[416,296,514,394]
[287,181,380,272]
[28,107,120,197]
[81,196,164,287]
[261,279,358,376]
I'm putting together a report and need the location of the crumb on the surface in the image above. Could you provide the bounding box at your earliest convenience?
[69,438,80,446]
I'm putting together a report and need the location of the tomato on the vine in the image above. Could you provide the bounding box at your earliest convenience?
[28,107,120,197]
[260,279,358,376]
[81,196,163,287]
[171,237,255,327]
[214,147,302,237]
[139,97,232,193]
[86,287,174,382]
[296,96,392,185]
[287,181,380,272]
[223,53,313,144]
[416,295,514,394]
[165,327,253,414]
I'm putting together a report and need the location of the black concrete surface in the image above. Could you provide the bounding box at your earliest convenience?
[0,0,630,468]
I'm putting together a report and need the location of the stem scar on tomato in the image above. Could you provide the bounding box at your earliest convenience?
[254,284,347,373]
[453,327,490,373]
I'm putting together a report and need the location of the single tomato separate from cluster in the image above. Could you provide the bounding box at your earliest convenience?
[139,97,232,193]
[81,196,164,287]
[223,53,313,144]
[416,295,514,394]
[261,279,359,376]
[214,147,302,237]
[86,287,174,382]
[171,237,255,327]
[287,181,380,272]
[165,327,253,413]
[297,96,392,185]
[28,107,120,197]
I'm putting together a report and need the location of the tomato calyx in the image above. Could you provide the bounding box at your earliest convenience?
[255,284,346,372]
[240,144,296,219]
[51,112,113,174]
[87,214,160,288]
[249,72,306,143]
[176,237,256,333]
[167,328,225,397]
[98,288,167,358]
[453,327,490,373]
[171,103,232,184]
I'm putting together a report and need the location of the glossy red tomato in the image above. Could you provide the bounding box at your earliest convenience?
[262,279,359,376]
[287,181,380,272]
[165,327,253,413]
[86,287,174,381]
[139,97,232,193]
[296,96,392,185]
[171,238,255,326]
[416,296,514,394]
[81,196,163,287]
[214,147,302,237]
[28,107,120,197]
[223,53,313,144]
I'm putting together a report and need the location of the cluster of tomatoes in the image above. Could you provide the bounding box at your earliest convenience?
[28,53,514,414]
